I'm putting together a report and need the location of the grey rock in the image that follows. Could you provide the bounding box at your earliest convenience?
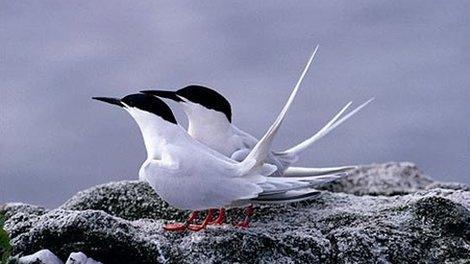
[320,162,434,195]
[59,181,187,221]
[66,252,102,264]
[1,203,48,240]
[426,181,470,191]
[58,162,433,222]
[18,249,63,264]
[1,203,47,221]
[15,249,102,264]
[4,162,470,263]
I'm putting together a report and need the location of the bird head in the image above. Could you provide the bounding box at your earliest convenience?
[93,93,178,125]
[141,85,232,123]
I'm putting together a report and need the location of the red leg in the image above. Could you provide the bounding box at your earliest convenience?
[188,209,214,232]
[209,208,226,225]
[163,211,198,232]
[235,205,253,228]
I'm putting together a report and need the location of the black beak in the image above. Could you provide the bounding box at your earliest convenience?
[92,97,124,107]
[140,90,183,102]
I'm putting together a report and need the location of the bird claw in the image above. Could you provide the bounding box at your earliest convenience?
[208,209,225,225]
[234,221,249,228]
[163,209,220,232]
[208,220,223,225]
[187,224,207,232]
[207,217,224,226]
[163,223,188,232]
[233,205,253,228]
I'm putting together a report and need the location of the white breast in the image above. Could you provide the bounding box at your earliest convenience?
[141,144,262,210]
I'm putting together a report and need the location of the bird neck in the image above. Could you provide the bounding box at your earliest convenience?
[127,109,184,160]
[139,124,178,159]
[184,104,232,141]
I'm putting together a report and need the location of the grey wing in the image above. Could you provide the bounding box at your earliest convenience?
[231,125,259,149]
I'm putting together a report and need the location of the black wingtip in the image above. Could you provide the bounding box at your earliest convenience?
[140,90,183,102]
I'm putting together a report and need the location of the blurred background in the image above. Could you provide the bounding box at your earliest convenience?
[1,1,469,208]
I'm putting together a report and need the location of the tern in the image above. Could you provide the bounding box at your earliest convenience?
[141,47,372,178]
[140,47,373,226]
[92,54,349,231]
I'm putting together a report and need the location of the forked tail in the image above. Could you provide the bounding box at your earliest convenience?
[276,98,374,160]
[237,45,319,176]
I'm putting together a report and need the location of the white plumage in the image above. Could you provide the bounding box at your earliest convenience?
[93,46,373,230]
[122,66,338,210]
[143,46,372,178]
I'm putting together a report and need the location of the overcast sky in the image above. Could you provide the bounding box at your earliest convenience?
[1,1,469,208]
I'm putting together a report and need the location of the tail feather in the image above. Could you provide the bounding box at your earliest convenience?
[251,188,321,204]
[272,151,299,169]
[258,172,346,195]
[282,165,357,177]
[280,98,374,157]
[238,45,319,175]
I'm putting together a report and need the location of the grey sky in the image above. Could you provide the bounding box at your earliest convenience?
[1,1,469,208]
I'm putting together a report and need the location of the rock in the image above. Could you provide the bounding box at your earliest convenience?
[1,203,47,240]
[426,181,470,191]
[1,203,47,221]
[59,181,187,221]
[66,252,102,264]
[15,250,102,264]
[320,162,434,195]
[18,249,62,264]
[58,162,434,221]
[4,162,470,263]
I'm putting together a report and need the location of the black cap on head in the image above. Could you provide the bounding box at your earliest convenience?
[93,94,178,124]
[175,85,232,122]
[140,90,183,102]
